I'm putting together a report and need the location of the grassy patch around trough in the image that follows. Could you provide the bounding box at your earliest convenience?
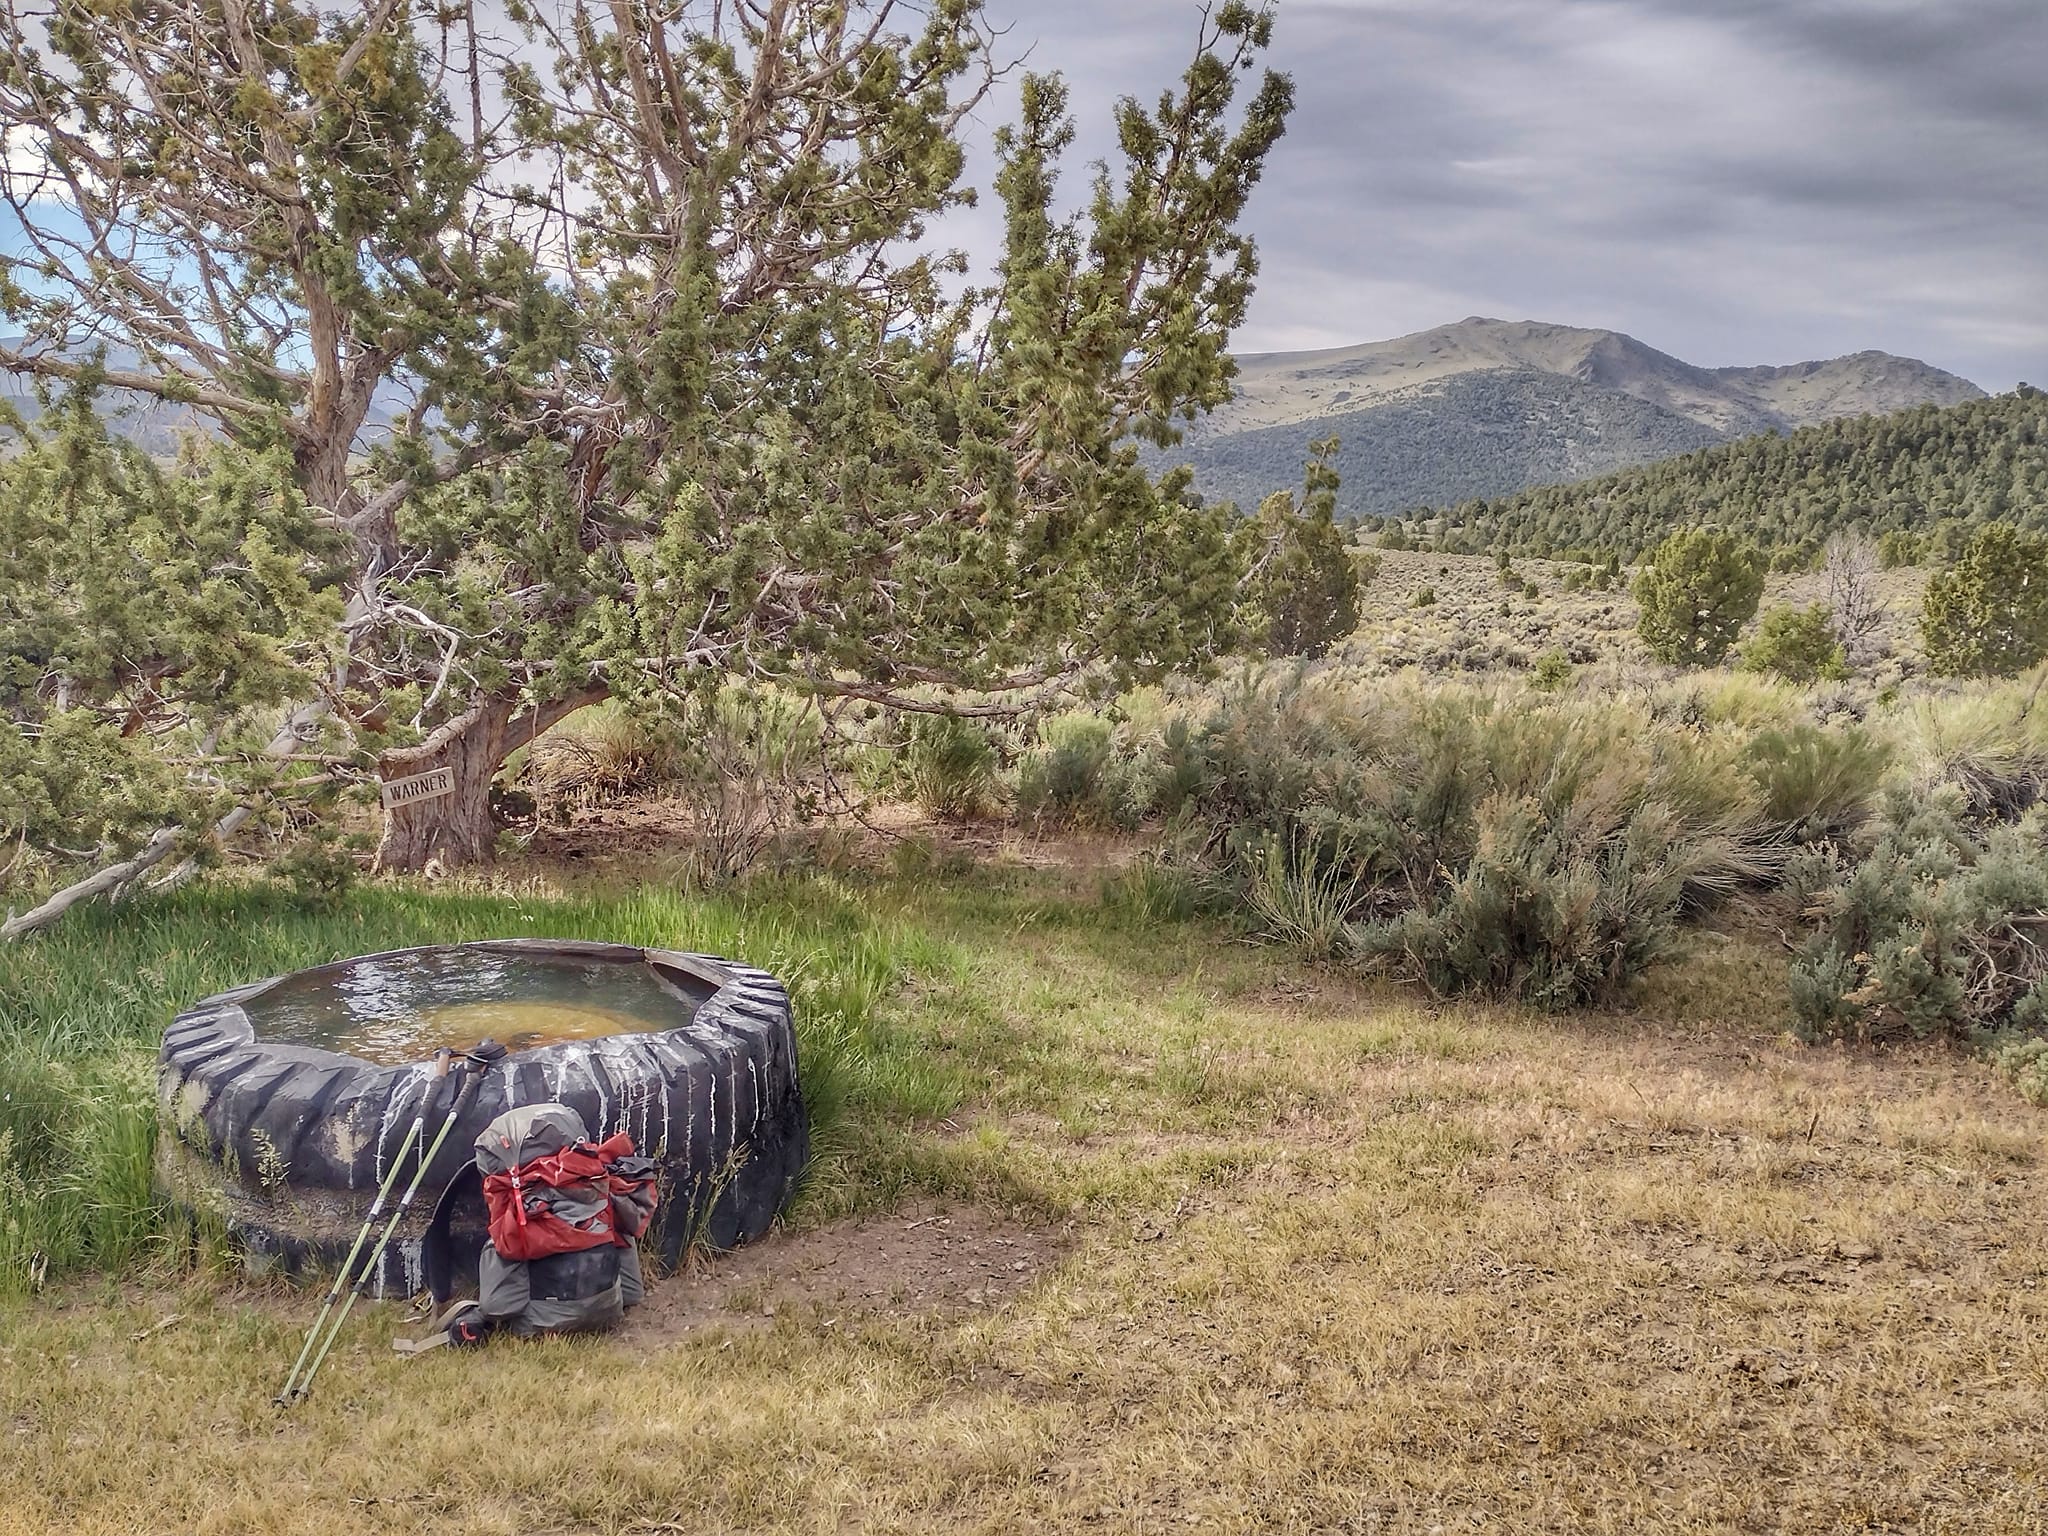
[0,873,989,1294]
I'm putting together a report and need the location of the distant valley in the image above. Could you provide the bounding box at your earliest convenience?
[1160,317,1984,519]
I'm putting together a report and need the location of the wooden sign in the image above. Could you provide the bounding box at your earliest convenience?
[380,767,457,810]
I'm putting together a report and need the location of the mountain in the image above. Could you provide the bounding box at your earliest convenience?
[1430,385,2048,560]
[1158,317,1985,520]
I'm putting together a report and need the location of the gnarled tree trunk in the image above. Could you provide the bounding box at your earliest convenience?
[375,685,606,874]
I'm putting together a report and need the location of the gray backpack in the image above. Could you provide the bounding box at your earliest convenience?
[399,1102,657,1354]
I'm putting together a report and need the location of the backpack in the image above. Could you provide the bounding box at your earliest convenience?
[400,1102,659,1352]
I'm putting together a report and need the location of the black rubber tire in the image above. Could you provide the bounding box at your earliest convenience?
[156,939,806,1294]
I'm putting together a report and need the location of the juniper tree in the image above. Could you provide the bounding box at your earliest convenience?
[1634,527,1766,668]
[1922,522,2048,677]
[1240,436,1359,658]
[0,0,1294,906]
[0,0,573,896]
[0,398,346,931]
[1739,603,1847,684]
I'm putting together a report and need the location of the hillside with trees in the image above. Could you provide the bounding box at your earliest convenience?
[1412,387,2048,559]
[1155,367,1728,519]
[1149,316,1982,518]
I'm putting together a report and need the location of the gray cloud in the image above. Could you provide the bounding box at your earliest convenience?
[962,0,2048,387]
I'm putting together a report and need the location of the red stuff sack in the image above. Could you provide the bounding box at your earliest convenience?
[472,1104,659,1264]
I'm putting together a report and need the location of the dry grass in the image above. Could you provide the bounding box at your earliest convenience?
[1343,548,1931,679]
[2,881,2045,1535]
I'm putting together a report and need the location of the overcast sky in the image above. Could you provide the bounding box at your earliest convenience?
[964,0,2047,389]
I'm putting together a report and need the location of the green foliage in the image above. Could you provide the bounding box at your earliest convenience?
[1901,677,2048,821]
[1878,530,1924,568]
[1530,648,1574,692]
[1740,724,1889,843]
[1241,833,1363,964]
[1412,585,1438,609]
[899,715,1001,821]
[0,405,348,899]
[1439,388,2048,558]
[269,830,367,911]
[603,7,1295,717]
[1740,604,1848,683]
[1176,677,1771,1009]
[1789,789,2048,1061]
[1101,853,1208,924]
[1358,790,1740,1012]
[1921,522,2048,677]
[1238,438,1359,659]
[1015,713,1119,827]
[1634,528,1766,667]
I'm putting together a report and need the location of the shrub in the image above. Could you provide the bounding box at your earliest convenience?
[1412,585,1437,609]
[1530,648,1573,692]
[1015,711,1112,820]
[1922,522,2048,677]
[270,829,367,909]
[1741,723,1888,843]
[1902,682,2048,822]
[899,714,999,820]
[1741,604,1848,683]
[670,688,827,882]
[1180,677,1770,1008]
[1789,789,2048,1056]
[524,703,681,807]
[1635,527,1766,667]
[1238,832,1367,962]
[1355,789,1755,1011]
[1989,1034,2048,1106]
[1102,853,1207,924]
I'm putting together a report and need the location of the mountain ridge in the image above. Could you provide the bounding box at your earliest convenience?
[1163,317,1984,519]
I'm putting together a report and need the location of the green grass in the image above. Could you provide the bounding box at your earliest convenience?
[0,873,980,1296]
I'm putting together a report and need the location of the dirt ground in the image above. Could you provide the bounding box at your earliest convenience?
[629,1205,1075,1341]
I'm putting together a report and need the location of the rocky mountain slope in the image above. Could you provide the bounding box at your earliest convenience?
[1161,317,1983,520]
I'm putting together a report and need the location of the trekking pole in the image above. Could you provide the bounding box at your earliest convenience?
[283,1039,504,1407]
[273,1049,453,1407]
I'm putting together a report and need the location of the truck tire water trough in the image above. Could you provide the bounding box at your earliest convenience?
[156,939,806,1294]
